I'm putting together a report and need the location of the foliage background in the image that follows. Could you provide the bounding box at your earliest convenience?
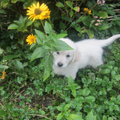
[0,0,120,120]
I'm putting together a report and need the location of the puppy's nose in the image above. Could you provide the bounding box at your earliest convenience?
[58,62,63,67]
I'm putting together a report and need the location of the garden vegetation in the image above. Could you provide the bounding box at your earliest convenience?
[0,0,120,120]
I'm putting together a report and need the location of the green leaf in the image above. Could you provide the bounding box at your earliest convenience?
[100,69,110,74]
[19,95,25,99]
[98,22,109,30]
[86,111,96,120]
[98,11,108,18]
[0,48,4,55]
[57,33,67,39]
[102,115,107,120]
[1,0,9,8]
[31,47,47,62]
[35,36,42,44]
[13,60,24,70]
[65,1,73,8]
[49,33,58,42]
[13,20,21,25]
[54,40,73,51]
[57,113,63,120]
[8,23,19,29]
[117,95,120,101]
[11,0,18,3]
[86,1,94,8]
[68,76,76,97]
[60,22,67,30]
[69,114,83,120]
[62,16,72,22]
[43,55,53,81]
[44,21,52,34]
[80,88,90,96]
[19,15,24,23]
[87,30,94,39]
[73,24,81,33]
[34,20,41,28]
[0,110,7,117]
[64,103,71,111]
[35,29,46,41]
[0,9,6,14]
[43,68,51,81]
[108,117,113,120]
[85,96,95,103]
[45,84,53,93]
[73,7,80,12]
[82,16,92,26]
[3,55,18,60]
[115,75,120,81]
[70,10,74,17]
[26,19,33,27]
[0,65,9,70]
[16,77,24,84]
[56,2,64,7]
[57,106,63,111]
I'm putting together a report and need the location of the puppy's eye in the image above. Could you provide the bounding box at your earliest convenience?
[56,52,60,55]
[66,55,70,58]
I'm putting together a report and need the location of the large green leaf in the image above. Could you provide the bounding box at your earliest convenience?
[57,33,67,39]
[13,60,24,70]
[65,1,73,8]
[82,16,92,26]
[97,11,108,18]
[44,21,52,34]
[80,88,90,96]
[8,23,19,29]
[26,19,33,27]
[35,29,46,42]
[87,30,94,39]
[31,47,47,62]
[85,96,95,103]
[43,55,53,81]
[3,55,18,60]
[100,69,110,74]
[86,111,96,120]
[98,22,109,30]
[0,65,9,70]
[68,114,83,120]
[53,40,73,51]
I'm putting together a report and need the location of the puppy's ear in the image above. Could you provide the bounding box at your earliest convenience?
[72,50,80,62]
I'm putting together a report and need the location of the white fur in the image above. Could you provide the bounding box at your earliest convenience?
[52,34,120,79]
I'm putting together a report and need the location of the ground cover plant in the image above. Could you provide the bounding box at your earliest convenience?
[0,0,120,119]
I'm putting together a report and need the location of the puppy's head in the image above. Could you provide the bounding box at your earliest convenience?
[53,38,79,68]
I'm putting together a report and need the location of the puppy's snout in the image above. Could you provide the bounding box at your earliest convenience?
[58,62,63,67]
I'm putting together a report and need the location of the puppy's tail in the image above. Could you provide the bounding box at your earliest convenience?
[97,34,120,47]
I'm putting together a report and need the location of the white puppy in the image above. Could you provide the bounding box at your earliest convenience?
[53,34,120,79]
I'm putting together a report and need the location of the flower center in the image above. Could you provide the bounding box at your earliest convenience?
[31,38,34,42]
[34,8,42,15]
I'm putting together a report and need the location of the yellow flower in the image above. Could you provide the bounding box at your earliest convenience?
[0,71,6,79]
[26,34,36,45]
[84,8,92,15]
[27,2,51,21]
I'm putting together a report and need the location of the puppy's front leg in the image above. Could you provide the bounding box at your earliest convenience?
[65,70,77,80]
